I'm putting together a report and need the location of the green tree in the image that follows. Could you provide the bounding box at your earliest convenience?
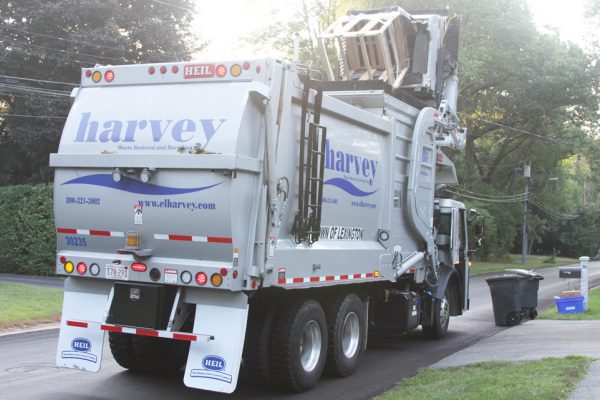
[0,0,198,185]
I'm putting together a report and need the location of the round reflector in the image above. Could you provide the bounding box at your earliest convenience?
[195,272,207,286]
[85,70,92,78]
[104,70,115,82]
[90,263,100,276]
[160,66,167,74]
[59,255,67,264]
[256,65,261,74]
[242,62,250,70]
[232,270,238,279]
[181,271,192,284]
[220,267,228,277]
[64,261,74,274]
[92,71,102,83]
[76,262,87,275]
[148,66,156,75]
[215,64,227,78]
[211,273,223,287]
[172,65,179,73]
[230,64,242,77]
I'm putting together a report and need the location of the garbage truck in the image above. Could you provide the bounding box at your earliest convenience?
[51,6,483,393]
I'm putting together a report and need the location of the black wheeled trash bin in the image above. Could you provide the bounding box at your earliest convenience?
[506,269,544,319]
[486,274,526,326]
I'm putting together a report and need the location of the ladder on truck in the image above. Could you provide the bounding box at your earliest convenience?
[292,80,327,244]
[317,7,413,87]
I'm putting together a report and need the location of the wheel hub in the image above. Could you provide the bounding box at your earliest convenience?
[299,320,322,372]
[341,312,360,358]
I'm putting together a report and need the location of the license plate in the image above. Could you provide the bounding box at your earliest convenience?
[106,264,129,281]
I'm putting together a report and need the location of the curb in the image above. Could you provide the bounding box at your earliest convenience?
[0,324,60,338]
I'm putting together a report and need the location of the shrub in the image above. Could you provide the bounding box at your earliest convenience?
[0,184,55,275]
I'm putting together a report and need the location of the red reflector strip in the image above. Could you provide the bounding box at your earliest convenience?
[100,324,122,333]
[67,320,88,328]
[56,228,124,237]
[136,329,159,337]
[89,230,111,236]
[57,228,77,234]
[169,235,193,241]
[154,234,232,244]
[278,272,381,286]
[68,321,205,342]
[173,333,197,342]
[207,237,233,244]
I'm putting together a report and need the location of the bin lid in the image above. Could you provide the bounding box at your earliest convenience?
[485,273,523,283]
[505,268,544,280]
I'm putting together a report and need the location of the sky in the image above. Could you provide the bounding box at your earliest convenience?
[192,0,590,59]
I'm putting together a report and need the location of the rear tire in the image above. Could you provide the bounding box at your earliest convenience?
[242,301,277,387]
[422,293,450,340]
[131,335,189,374]
[270,299,328,392]
[109,332,141,371]
[324,293,366,377]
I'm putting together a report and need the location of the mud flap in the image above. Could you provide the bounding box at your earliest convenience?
[183,292,248,393]
[56,280,111,372]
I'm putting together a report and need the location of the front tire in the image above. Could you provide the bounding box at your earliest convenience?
[325,293,366,377]
[270,299,328,392]
[422,294,450,339]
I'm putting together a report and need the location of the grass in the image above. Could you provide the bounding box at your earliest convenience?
[471,254,579,276]
[376,356,591,400]
[0,281,63,328]
[539,286,600,320]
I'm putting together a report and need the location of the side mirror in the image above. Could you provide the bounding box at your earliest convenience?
[468,208,484,253]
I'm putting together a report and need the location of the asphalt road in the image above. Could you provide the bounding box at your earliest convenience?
[1,263,599,400]
[0,274,64,289]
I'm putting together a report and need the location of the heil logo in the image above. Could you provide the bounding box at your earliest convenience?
[202,355,226,371]
[71,338,91,352]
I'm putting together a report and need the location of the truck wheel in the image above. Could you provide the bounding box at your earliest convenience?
[270,299,328,392]
[108,332,141,371]
[242,302,277,387]
[131,335,189,374]
[325,293,366,377]
[422,294,450,340]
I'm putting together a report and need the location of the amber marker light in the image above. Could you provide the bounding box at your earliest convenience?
[230,64,242,77]
[211,273,223,287]
[64,261,74,274]
[91,71,102,83]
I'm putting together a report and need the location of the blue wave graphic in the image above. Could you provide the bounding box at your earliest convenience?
[324,178,377,197]
[62,174,222,195]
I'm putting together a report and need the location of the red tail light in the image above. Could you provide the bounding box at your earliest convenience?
[131,263,147,272]
[76,262,87,275]
[195,272,207,286]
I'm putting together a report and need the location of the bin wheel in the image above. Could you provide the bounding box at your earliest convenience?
[529,308,538,320]
[506,312,521,326]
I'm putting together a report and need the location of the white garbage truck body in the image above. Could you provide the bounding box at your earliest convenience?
[51,7,480,394]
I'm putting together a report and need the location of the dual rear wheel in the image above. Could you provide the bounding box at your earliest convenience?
[243,292,367,392]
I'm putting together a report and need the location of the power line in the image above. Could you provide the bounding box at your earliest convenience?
[1,24,127,53]
[458,112,573,145]
[531,199,579,220]
[4,37,123,63]
[148,0,195,13]
[0,83,70,97]
[0,90,72,102]
[0,113,66,119]
[443,188,525,203]
[0,73,78,86]
[449,186,527,199]
[1,43,94,66]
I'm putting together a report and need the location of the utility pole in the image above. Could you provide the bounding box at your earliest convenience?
[522,164,530,265]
